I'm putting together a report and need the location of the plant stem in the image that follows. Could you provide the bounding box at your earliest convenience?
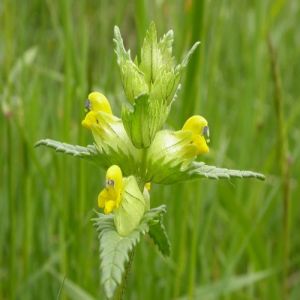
[114,250,135,300]
[134,0,148,48]
[137,148,148,191]
[267,35,291,300]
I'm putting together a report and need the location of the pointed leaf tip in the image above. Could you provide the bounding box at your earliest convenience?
[180,41,201,68]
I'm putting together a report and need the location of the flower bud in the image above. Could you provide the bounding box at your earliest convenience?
[146,115,210,184]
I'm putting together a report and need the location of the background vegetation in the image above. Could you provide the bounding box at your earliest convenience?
[1,0,299,299]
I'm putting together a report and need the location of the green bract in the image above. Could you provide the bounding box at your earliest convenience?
[114,22,200,148]
[84,111,142,175]
[114,176,146,236]
[145,129,197,183]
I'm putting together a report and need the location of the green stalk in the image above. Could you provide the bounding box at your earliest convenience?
[7,119,15,300]
[134,0,148,48]
[188,183,202,299]
[267,36,291,300]
[181,0,205,123]
[59,0,74,295]
[173,185,188,298]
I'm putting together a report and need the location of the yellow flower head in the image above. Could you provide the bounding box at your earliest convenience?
[182,115,210,155]
[98,165,123,214]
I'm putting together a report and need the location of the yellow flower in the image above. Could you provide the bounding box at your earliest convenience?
[98,165,123,214]
[145,115,210,184]
[182,115,210,155]
[97,165,146,235]
[82,91,112,129]
[81,92,141,176]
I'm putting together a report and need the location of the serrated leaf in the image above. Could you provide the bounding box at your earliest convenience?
[35,138,142,176]
[148,220,171,257]
[35,139,99,161]
[93,205,167,299]
[146,149,265,184]
[188,162,265,181]
[35,138,113,170]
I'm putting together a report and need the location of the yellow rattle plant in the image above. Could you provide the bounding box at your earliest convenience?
[36,22,264,299]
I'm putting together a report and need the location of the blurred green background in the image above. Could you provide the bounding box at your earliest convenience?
[1,0,299,299]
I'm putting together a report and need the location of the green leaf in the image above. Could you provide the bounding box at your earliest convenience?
[35,139,99,161]
[35,138,142,176]
[146,152,265,184]
[148,219,171,257]
[188,162,265,181]
[93,205,166,299]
